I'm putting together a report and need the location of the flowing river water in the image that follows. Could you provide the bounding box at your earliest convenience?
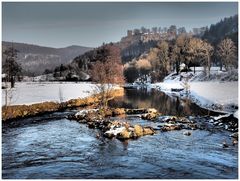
[2,88,238,179]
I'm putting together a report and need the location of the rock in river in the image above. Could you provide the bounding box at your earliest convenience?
[230,132,238,140]
[183,131,192,136]
[112,108,126,116]
[161,124,181,132]
[134,124,143,137]
[141,108,159,120]
[117,129,132,140]
[104,126,125,139]
[75,109,99,120]
[141,112,157,120]
[143,126,155,135]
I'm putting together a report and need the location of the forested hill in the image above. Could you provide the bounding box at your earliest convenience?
[50,14,238,82]
[202,14,238,46]
[2,41,93,75]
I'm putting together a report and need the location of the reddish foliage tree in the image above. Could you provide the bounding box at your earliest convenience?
[90,44,125,108]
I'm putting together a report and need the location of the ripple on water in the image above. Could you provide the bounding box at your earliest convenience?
[2,116,238,179]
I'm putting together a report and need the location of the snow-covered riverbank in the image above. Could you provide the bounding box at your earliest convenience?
[150,71,238,115]
[151,81,238,113]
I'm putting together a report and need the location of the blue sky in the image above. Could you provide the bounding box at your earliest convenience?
[2,2,238,48]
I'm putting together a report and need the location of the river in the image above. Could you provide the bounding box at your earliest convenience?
[2,88,238,179]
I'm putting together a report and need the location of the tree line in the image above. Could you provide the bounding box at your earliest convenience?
[124,35,237,83]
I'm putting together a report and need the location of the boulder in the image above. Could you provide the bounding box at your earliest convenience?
[141,108,159,120]
[230,132,238,140]
[125,108,148,114]
[103,109,113,117]
[232,139,238,145]
[117,129,132,140]
[134,124,143,137]
[104,132,115,139]
[104,126,125,138]
[147,108,158,114]
[164,116,177,123]
[222,141,229,148]
[85,113,103,123]
[161,124,181,131]
[179,117,191,123]
[109,121,122,128]
[75,109,98,120]
[87,122,95,129]
[143,126,155,135]
[183,131,191,136]
[187,123,198,130]
[112,108,125,116]
[141,112,157,120]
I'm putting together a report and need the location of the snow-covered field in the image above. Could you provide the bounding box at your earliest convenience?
[2,82,97,106]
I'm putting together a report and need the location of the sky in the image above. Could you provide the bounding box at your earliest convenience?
[2,2,238,48]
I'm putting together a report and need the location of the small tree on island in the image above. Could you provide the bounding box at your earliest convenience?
[90,44,125,110]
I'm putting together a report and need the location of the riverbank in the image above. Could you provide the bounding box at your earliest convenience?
[151,81,238,115]
[2,86,124,121]
[142,70,238,117]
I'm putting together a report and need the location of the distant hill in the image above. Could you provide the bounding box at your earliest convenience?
[2,41,93,75]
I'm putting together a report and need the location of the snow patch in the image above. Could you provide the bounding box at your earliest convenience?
[75,109,98,116]
[104,127,126,136]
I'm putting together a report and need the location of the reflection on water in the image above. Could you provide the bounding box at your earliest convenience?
[110,88,216,116]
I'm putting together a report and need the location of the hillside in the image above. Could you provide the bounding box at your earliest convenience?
[39,15,238,81]
[70,37,159,75]
[2,41,93,75]
[202,14,238,46]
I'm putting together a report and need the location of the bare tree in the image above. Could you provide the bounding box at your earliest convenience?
[199,40,214,77]
[185,38,213,76]
[172,34,190,74]
[148,48,160,71]
[158,41,170,77]
[90,44,125,109]
[3,43,22,88]
[136,58,152,83]
[184,37,202,73]
[217,38,237,71]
